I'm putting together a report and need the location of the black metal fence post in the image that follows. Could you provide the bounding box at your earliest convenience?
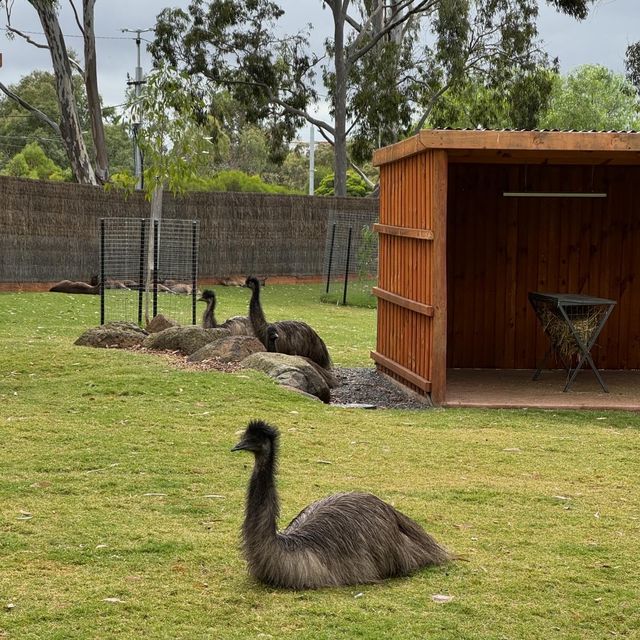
[325,222,337,294]
[99,218,105,325]
[153,219,159,319]
[137,218,146,326]
[342,226,353,306]
[191,220,198,325]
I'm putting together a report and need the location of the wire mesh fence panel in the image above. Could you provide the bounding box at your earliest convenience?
[154,219,199,325]
[321,210,379,306]
[100,218,199,326]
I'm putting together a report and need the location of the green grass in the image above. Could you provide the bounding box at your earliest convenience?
[320,279,377,308]
[1,287,640,639]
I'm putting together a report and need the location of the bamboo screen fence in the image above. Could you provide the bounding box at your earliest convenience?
[0,176,378,284]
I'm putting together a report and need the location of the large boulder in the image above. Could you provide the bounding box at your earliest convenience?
[188,336,265,364]
[143,326,230,355]
[75,322,147,349]
[146,314,179,333]
[240,352,331,403]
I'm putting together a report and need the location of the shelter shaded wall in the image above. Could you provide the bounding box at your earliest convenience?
[0,176,377,282]
[447,163,640,370]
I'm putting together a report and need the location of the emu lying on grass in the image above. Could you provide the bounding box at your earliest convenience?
[49,280,99,294]
[232,420,450,589]
[245,276,331,369]
[199,289,254,335]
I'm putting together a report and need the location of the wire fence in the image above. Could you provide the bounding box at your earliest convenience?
[321,210,379,306]
[100,217,199,326]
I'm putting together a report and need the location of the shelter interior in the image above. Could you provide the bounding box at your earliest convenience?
[446,161,640,371]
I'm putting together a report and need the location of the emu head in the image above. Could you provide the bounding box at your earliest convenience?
[232,420,279,457]
[244,276,261,291]
[198,289,216,303]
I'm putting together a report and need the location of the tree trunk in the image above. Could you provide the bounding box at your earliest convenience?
[332,2,348,197]
[29,0,97,185]
[83,0,109,183]
[145,182,164,324]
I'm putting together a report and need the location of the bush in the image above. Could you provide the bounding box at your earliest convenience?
[315,170,373,197]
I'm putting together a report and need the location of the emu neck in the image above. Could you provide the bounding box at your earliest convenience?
[203,299,217,328]
[243,447,279,547]
[249,286,268,344]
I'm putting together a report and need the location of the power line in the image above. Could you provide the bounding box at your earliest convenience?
[0,26,145,40]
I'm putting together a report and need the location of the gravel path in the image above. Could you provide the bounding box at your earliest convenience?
[330,367,431,410]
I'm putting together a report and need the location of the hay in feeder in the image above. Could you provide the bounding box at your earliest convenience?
[539,307,601,360]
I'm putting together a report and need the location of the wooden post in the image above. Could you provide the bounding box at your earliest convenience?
[430,150,448,405]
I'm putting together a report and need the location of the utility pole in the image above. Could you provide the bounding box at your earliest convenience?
[308,125,315,195]
[122,27,152,190]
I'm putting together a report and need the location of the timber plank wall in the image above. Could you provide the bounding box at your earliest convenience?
[372,150,448,401]
[0,176,377,283]
[448,163,640,370]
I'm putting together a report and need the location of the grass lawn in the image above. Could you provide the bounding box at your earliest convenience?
[1,285,639,639]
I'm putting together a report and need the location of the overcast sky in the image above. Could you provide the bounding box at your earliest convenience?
[0,0,638,117]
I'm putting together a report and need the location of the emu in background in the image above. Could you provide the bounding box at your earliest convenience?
[199,289,254,335]
[232,420,450,589]
[245,276,331,369]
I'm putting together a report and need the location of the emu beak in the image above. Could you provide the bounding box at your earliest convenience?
[231,441,248,452]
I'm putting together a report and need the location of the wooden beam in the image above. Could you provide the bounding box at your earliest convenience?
[371,351,432,392]
[373,129,640,167]
[373,223,434,240]
[373,287,434,316]
[430,150,448,406]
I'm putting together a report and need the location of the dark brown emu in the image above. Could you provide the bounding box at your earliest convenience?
[231,420,450,589]
[199,289,254,335]
[245,276,331,369]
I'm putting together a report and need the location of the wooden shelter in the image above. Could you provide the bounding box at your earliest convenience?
[372,129,640,406]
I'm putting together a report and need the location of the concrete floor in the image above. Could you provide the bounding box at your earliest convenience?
[445,369,640,411]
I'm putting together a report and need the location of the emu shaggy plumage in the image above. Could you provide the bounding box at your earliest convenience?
[199,289,254,335]
[245,276,332,369]
[232,420,450,589]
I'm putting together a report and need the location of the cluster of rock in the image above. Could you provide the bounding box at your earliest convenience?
[74,316,332,402]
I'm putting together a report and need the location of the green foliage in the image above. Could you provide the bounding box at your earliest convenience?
[188,169,298,194]
[123,63,215,199]
[315,170,373,197]
[539,64,640,131]
[104,171,137,197]
[0,141,71,181]
[624,41,640,95]
[428,67,557,130]
[356,225,377,282]
[0,69,86,170]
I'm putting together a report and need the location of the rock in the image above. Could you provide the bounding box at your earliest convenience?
[143,326,230,355]
[240,352,331,403]
[188,336,265,364]
[75,322,147,349]
[146,314,179,333]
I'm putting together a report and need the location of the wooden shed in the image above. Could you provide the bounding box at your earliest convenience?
[371,129,640,407]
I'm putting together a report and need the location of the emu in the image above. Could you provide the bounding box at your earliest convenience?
[245,276,331,369]
[199,289,254,335]
[49,280,99,295]
[232,420,450,589]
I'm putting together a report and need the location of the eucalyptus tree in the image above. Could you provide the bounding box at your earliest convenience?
[0,0,107,184]
[151,0,593,196]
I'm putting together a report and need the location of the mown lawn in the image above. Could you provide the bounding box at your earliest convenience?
[1,286,639,639]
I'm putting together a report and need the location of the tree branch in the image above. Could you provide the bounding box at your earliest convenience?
[0,80,61,135]
[68,0,84,35]
[4,24,49,49]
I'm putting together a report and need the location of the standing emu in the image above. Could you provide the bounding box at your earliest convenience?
[232,420,450,589]
[245,276,331,369]
[199,289,254,335]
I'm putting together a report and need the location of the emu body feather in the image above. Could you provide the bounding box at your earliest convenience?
[232,420,449,589]
[245,276,332,369]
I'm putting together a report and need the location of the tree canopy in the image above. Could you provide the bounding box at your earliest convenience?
[539,65,640,131]
[151,0,595,196]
